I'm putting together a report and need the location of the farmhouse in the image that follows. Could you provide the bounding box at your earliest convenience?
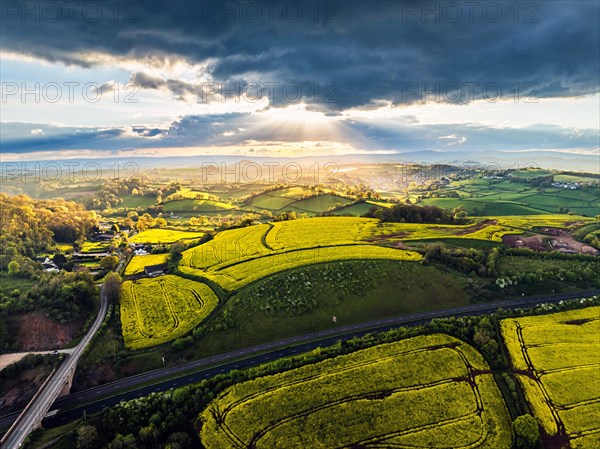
[41,257,60,273]
[144,264,167,277]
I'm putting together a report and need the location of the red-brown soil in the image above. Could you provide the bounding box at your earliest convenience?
[14,312,82,351]
[502,234,548,251]
[503,227,599,255]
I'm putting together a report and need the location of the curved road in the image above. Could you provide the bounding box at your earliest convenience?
[1,285,109,449]
[1,289,597,437]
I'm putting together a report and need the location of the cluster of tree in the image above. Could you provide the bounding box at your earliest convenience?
[0,353,63,383]
[423,243,492,277]
[582,229,600,250]
[342,184,380,199]
[498,256,600,291]
[0,194,98,268]
[163,191,220,203]
[271,211,307,222]
[364,203,465,224]
[425,189,460,198]
[167,235,214,273]
[132,213,168,231]
[0,271,98,324]
[423,244,600,297]
[215,213,266,230]
[0,270,98,352]
[510,174,554,187]
[504,247,599,263]
[103,272,123,304]
[85,178,180,210]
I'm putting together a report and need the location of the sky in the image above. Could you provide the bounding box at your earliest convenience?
[1,0,599,166]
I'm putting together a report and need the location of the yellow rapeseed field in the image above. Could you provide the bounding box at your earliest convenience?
[199,334,512,448]
[501,307,600,448]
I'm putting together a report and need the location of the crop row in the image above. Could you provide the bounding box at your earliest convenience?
[199,334,511,448]
[179,215,588,292]
[181,245,422,291]
[120,275,219,349]
[501,307,600,448]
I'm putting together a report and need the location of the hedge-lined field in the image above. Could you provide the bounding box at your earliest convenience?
[179,218,422,291]
[199,334,511,448]
[502,307,600,448]
[266,215,585,248]
[161,199,235,214]
[181,245,421,291]
[420,177,600,216]
[124,253,169,275]
[79,241,111,253]
[128,228,205,244]
[120,275,218,349]
[178,215,589,292]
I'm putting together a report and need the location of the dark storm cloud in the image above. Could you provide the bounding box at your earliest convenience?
[1,1,598,110]
[0,125,135,152]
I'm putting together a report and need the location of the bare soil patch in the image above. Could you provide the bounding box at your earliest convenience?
[502,234,548,251]
[14,312,82,351]
[503,227,599,255]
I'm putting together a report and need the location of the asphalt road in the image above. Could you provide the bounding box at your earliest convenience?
[1,289,596,438]
[1,285,109,449]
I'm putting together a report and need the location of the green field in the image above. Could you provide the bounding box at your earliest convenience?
[192,260,469,354]
[247,187,355,215]
[249,195,296,210]
[161,199,235,214]
[331,199,393,216]
[554,174,600,185]
[507,169,553,180]
[199,334,511,448]
[124,253,169,275]
[128,229,204,244]
[119,194,157,209]
[163,187,214,201]
[0,276,33,297]
[419,197,548,216]
[421,178,600,216]
[120,275,219,349]
[502,307,600,448]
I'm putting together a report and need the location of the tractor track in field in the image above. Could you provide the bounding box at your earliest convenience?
[514,323,570,448]
[212,341,494,449]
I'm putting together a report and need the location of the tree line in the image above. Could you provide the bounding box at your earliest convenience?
[364,203,467,224]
